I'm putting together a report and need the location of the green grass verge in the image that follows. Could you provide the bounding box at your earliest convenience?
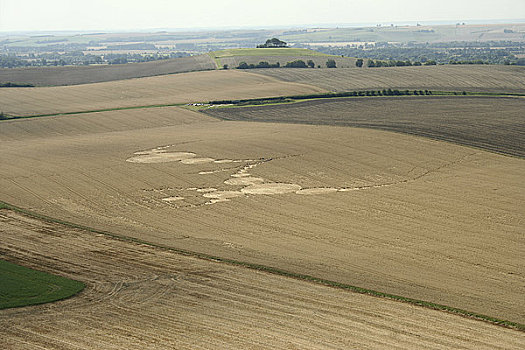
[207,52,222,68]
[0,259,85,309]
[0,200,523,331]
[0,103,186,120]
[210,48,331,58]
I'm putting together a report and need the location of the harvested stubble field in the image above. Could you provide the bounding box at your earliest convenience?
[2,210,523,349]
[0,70,325,117]
[0,54,216,86]
[0,107,523,326]
[204,96,525,158]
[255,65,525,93]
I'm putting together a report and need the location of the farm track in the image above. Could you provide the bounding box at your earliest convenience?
[0,54,216,86]
[203,96,525,158]
[0,69,325,116]
[1,209,524,349]
[255,65,525,94]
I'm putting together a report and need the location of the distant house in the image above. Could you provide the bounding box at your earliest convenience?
[257,38,288,48]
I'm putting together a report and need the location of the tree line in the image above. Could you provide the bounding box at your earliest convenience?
[237,59,337,69]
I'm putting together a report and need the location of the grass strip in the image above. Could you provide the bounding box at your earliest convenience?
[0,200,522,331]
[0,103,186,120]
[207,90,525,107]
[0,259,85,310]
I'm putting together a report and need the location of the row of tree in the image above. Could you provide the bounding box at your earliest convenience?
[237,59,337,69]
[364,59,436,67]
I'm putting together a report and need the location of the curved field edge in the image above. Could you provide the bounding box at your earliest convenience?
[1,89,522,120]
[0,258,85,310]
[202,95,525,159]
[0,201,522,331]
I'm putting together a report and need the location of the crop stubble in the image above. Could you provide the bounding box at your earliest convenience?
[0,54,216,86]
[203,96,525,157]
[255,65,525,93]
[1,209,524,349]
[0,69,325,116]
[0,107,523,324]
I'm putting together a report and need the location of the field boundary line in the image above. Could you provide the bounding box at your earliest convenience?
[0,201,523,332]
[1,90,523,121]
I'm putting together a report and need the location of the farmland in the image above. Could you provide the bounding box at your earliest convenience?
[0,50,524,348]
[204,96,525,157]
[0,259,84,309]
[256,64,525,93]
[2,209,523,349]
[0,70,324,116]
[0,54,216,86]
[0,106,523,325]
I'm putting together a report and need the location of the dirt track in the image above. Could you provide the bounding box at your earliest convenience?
[1,209,523,349]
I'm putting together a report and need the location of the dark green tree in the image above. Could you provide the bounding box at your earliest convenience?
[326,59,337,68]
[355,58,364,67]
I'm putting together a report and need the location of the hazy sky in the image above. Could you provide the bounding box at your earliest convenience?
[1,0,524,32]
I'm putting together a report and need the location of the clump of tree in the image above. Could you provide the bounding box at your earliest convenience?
[0,111,8,120]
[285,60,308,68]
[449,60,486,65]
[355,58,364,67]
[257,38,288,48]
[237,61,280,69]
[0,82,34,87]
[326,59,337,68]
[367,59,433,67]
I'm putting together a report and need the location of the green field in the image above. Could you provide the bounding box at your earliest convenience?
[210,48,331,58]
[0,259,85,309]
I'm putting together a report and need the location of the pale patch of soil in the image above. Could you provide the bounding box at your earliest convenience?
[126,151,196,163]
[296,187,339,195]
[241,183,302,195]
[224,177,265,186]
[162,196,185,202]
[180,157,215,164]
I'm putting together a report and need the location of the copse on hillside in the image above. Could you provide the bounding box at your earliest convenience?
[257,38,288,48]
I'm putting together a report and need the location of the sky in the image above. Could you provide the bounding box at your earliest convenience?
[1,0,524,32]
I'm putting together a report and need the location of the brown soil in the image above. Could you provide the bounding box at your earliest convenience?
[0,110,522,324]
[203,96,525,158]
[0,70,325,116]
[255,65,525,93]
[0,54,216,86]
[1,209,523,349]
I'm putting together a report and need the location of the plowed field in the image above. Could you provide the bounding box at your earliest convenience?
[203,96,525,157]
[1,209,523,349]
[0,108,523,324]
[255,65,525,93]
[0,70,325,117]
[0,54,216,86]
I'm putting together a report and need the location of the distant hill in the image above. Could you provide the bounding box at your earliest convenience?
[0,54,215,86]
[209,48,357,69]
